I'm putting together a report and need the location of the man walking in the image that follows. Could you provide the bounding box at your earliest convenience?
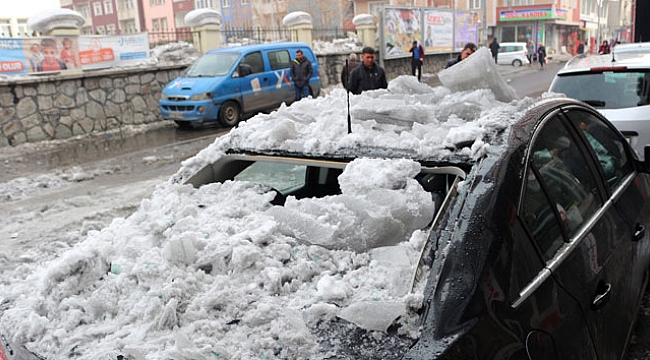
[348,46,388,95]
[489,37,500,64]
[526,39,535,65]
[340,53,360,90]
[409,40,424,82]
[290,49,313,101]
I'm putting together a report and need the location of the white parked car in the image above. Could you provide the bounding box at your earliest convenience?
[613,42,650,54]
[549,52,650,159]
[497,42,530,66]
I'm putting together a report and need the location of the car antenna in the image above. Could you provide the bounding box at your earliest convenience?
[611,49,616,63]
[346,59,352,134]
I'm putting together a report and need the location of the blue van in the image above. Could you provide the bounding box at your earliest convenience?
[159,42,321,128]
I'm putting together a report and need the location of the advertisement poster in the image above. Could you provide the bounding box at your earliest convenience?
[423,9,453,53]
[78,33,149,69]
[454,11,479,52]
[383,8,422,58]
[0,36,80,75]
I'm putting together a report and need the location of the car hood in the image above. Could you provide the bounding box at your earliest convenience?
[162,76,224,96]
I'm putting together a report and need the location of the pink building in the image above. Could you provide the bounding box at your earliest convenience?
[142,0,174,33]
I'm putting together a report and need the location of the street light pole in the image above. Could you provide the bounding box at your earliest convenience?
[482,0,487,46]
[597,0,601,47]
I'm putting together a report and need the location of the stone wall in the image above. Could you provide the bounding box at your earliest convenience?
[0,52,458,147]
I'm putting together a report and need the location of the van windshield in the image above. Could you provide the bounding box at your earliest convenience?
[184,52,240,77]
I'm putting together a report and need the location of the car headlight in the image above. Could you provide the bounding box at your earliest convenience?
[160,93,168,100]
[190,92,213,101]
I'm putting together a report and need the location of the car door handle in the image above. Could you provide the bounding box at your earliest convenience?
[633,223,646,242]
[591,282,611,310]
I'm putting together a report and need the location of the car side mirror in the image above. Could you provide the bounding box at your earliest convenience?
[237,64,252,77]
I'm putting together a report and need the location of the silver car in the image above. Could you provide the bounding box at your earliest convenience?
[549,52,650,159]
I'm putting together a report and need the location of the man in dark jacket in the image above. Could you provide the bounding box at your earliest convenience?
[445,42,477,68]
[290,49,313,100]
[340,53,360,90]
[409,40,424,81]
[348,47,388,95]
[489,37,500,64]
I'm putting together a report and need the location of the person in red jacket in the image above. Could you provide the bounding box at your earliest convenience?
[598,40,611,55]
[409,40,424,82]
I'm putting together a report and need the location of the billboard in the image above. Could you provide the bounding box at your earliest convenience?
[423,9,453,53]
[383,7,422,58]
[0,33,149,76]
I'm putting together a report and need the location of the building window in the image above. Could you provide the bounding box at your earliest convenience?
[222,0,231,7]
[469,0,481,9]
[241,0,249,4]
[104,0,114,14]
[161,18,168,31]
[152,18,160,31]
[107,23,116,34]
[124,0,134,9]
[195,0,215,9]
[96,25,106,34]
[93,1,103,16]
[78,5,91,17]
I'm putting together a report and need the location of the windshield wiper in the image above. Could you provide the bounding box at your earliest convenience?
[583,100,606,107]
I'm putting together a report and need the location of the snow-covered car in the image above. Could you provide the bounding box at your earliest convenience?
[1,49,650,360]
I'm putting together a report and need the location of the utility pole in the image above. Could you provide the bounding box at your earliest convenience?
[482,0,487,46]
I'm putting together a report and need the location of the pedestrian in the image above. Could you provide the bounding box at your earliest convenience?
[526,39,535,65]
[348,46,388,95]
[537,44,547,69]
[444,42,478,68]
[598,40,611,55]
[489,37,500,64]
[409,40,424,82]
[577,40,585,54]
[290,49,313,101]
[340,53,360,90]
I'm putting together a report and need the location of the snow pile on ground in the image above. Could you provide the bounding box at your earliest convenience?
[0,50,536,359]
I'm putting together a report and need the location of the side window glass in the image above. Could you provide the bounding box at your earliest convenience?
[528,116,603,242]
[523,169,564,260]
[566,110,634,192]
[268,50,291,70]
[241,52,264,74]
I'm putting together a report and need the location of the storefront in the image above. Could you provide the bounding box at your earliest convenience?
[495,5,581,55]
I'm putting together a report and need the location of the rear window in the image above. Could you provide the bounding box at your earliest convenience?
[551,71,650,109]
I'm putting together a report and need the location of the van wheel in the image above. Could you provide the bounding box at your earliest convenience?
[219,101,240,127]
[512,59,522,67]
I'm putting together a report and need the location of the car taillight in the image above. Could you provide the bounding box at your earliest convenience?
[590,66,628,71]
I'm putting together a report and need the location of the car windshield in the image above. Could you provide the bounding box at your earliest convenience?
[187,154,465,255]
[183,52,240,77]
[551,71,650,109]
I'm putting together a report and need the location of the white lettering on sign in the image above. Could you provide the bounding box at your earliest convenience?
[0,40,20,50]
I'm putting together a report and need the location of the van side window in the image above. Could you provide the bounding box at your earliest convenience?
[242,52,264,74]
[268,50,291,70]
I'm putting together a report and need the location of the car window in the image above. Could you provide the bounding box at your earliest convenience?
[241,51,265,74]
[523,115,603,259]
[551,71,650,109]
[268,50,291,70]
[235,162,307,192]
[565,110,634,191]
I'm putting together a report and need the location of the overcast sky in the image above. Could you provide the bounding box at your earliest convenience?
[2,0,60,18]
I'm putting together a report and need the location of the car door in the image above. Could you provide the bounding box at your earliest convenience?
[239,51,272,113]
[266,49,294,106]
[520,107,645,360]
[516,109,599,359]
[562,107,650,359]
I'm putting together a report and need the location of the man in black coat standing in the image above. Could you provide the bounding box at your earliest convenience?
[489,37,500,64]
[290,49,313,101]
[348,47,388,95]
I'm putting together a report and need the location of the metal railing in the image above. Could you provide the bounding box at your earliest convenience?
[148,29,200,48]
